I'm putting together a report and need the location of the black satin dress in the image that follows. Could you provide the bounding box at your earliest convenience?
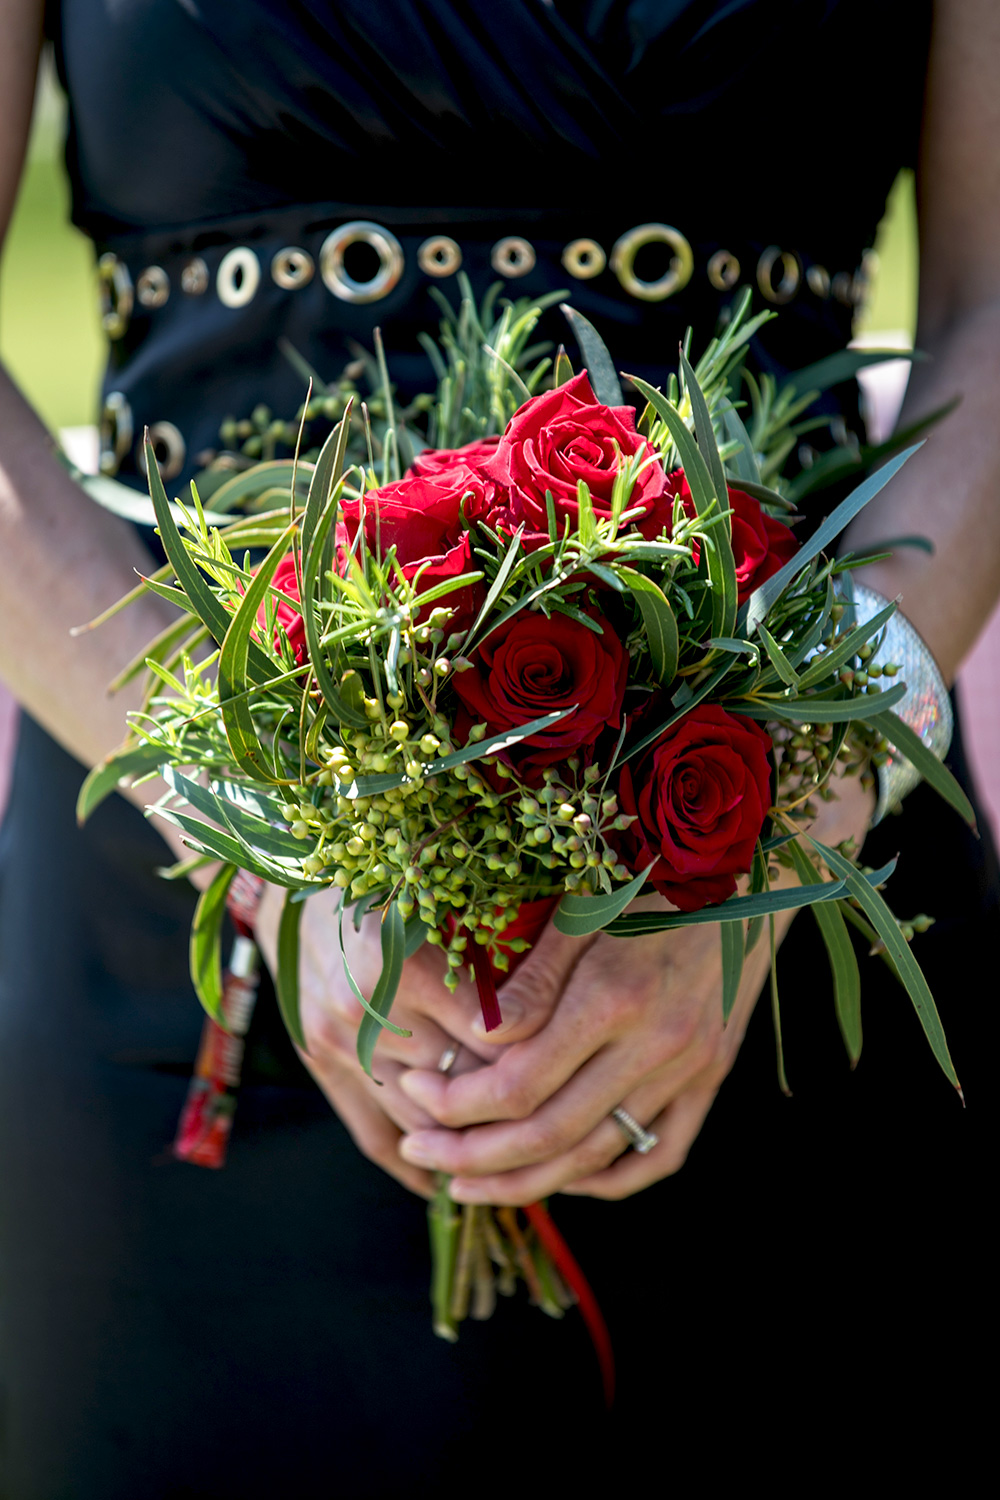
[1,3,996,1495]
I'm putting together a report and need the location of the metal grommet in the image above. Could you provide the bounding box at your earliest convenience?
[806,264,831,299]
[98,391,133,476]
[707,249,741,291]
[271,247,315,290]
[180,257,209,295]
[136,265,170,308]
[610,223,694,302]
[417,235,462,278]
[490,237,536,278]
[561,238,606,280]
[97,253,134,340]
[138,421,186,482]
[831,270,857,307]
[756,246,801,304]
[320,220,404,304]
[217,246,261,309]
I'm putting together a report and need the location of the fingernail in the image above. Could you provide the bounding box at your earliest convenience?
[398,1071,433,1106]
[400,1135,435,1166]
[472,1000,523,1039]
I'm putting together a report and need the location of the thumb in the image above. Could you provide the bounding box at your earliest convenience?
[473,922,595,1044]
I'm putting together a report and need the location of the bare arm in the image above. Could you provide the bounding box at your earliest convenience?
[846,0,1000,680]
[0,0,181,817]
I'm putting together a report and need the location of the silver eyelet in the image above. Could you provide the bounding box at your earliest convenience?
[271,247,315,290]
[490,237,536,277]
[707,249,741,291]
[611,224,693,302]
[98,391,133,476]
[217,247,261,308]
[806,264,831,299]
[136,265,170,308]
[561,238,606,280]
[97,253,134,340]
[320,221,404,304]
[417,236,462,278]
[138,421,186,482]
[180,257,209,295]
[757,246,801,304]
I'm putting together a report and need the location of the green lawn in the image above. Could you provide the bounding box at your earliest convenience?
[0,66,918,437]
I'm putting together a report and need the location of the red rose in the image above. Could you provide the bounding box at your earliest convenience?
[409,436,500,477]
[259,555,307,664]
[451,609,629,781]
[483,371,668,535]
[617,705,772,911]
[339,467,490,631]
[641,470,798,603]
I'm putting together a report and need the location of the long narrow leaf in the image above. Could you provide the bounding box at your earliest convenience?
[870,709,977,829]
[720,920,744,1024]
[603,879,847,935]
[346,707,576,797]
[787,839,862,1066]
[618,567,679,685]
[553,864,653,937]
[560,303,624,407]
[732,681,907,724]
[276,888,307,1050]
[744,444,920,632]
[356,901,407,1076]
[218,523,297,781]
[189,863,237,1024]
[76,741,167,824]
[628,374,737,636]
[808,837,960,1091]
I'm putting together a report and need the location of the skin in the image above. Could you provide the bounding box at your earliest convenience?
[3,1,999,1202]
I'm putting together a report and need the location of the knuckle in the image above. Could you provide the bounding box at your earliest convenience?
[521,1117,568,1161]
[490,1074,540,1120]
[576,1137,619,1175]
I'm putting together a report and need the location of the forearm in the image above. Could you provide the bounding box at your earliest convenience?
[0,365,177,784]
[844,300,1000,686]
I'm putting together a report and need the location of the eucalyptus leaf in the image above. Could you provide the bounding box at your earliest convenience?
[870,709,977,829]
[604,879,847,935]
[76,740,169,825]
[618,567,679,685]
[189,863,237,1024]
[357,901,408,1077]
[560,303,624,406]
[744,444,921,633]
[276,887,307,1050]
[218,522,298,782]
[720,920,744,1024]
[808,837,960,1091]
[346,707,576,797]
[787,839,862,1066]
[732,680,907,724]
[782,347,924,401]
[553,864,653,937]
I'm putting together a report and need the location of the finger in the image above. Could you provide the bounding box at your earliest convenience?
[560,1086,718,1200]
[399,1033,709,1177]
[300,1054,436,1199]
[445,1115,629,1205]
[471,925,597,1044]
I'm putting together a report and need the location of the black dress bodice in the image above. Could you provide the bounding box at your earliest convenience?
[48,0,931,492]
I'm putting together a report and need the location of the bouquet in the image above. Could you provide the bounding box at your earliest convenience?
[77,285,971,1378]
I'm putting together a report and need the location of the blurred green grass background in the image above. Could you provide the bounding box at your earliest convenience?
[0,58,920,435]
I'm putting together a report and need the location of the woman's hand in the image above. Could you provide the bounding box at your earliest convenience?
[395,775,874,1203]
[254,882,494,1198]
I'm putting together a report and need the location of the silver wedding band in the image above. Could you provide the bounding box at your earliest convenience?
[437,1043,460,1074]
[611,1106,659,1155]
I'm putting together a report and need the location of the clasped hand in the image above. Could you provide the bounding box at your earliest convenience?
[255,777,872,1204]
